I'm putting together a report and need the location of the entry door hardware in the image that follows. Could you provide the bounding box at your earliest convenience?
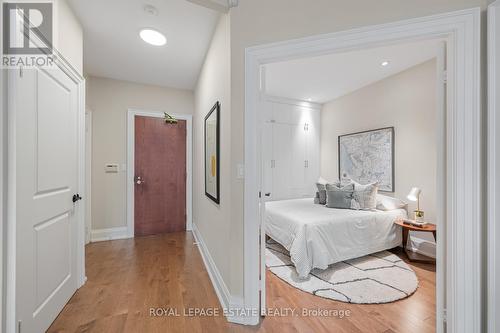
[72,194,82,203]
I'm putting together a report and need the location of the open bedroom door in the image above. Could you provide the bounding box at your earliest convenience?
[488,2,500,333]
[259,65,268,317]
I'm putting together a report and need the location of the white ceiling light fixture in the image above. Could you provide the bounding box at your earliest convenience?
[381,60,390,67]
[140,28,167,46]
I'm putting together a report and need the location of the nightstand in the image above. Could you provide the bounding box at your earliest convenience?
[394,219,436,264]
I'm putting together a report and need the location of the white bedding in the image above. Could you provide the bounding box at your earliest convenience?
[265,198,406,278]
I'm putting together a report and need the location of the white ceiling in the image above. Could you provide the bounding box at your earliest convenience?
[67,0,220,90]
[265,39,441,104]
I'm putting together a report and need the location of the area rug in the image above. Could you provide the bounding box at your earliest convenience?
[266,240,418,304]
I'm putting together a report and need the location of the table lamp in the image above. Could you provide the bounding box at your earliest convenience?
[407,187,424,222]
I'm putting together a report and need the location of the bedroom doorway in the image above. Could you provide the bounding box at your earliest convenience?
[244,8,482,332]
[259,39,443,332]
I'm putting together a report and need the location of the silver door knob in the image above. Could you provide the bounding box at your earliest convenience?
[135,176,145,185]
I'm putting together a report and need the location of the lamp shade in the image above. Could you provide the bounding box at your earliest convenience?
[407,187,421,202]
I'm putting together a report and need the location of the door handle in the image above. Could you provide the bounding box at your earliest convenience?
[265,193,271,197]
[135,176,145,185]
[72,194,82,203]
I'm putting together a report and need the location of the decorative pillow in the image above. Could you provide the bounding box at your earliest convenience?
[376,194,407,211]
[352,180,379,210]
[325,183,354,209]
[314,192,320,204]
[317,177,330,185]
[316,183,327,205]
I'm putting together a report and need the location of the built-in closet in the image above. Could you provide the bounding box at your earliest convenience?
[262,96,321,200]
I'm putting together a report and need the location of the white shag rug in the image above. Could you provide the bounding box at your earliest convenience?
[266,240,418,304]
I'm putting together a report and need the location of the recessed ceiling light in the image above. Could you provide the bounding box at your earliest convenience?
[140,29,167,46]
[381,61,390,67]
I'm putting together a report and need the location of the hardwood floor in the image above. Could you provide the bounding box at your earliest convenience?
[48,232,435,333]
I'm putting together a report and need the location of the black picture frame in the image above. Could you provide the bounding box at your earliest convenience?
[204,101,220,204]
[338,126,395,192]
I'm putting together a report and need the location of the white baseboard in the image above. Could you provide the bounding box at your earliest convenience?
[191,223,255,325]
[90,227,129,243]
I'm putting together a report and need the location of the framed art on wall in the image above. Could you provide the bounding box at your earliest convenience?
[205,101,220,204]
[338,127,395,192]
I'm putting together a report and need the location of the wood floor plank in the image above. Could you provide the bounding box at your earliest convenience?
[48,232,435,333]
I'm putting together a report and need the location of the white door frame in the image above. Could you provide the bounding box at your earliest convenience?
[85,108,93,244]
[4,60,86,332]
[126,109,193,237]
[488,2,500,333]
[244,8,482,332]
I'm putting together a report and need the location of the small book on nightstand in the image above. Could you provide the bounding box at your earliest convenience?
[402,219,428,227]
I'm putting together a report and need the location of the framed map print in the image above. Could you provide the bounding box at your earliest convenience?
[205,102,220,204]
[338,127,394,192]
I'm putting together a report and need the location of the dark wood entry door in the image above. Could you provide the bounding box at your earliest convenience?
[134,116,187,236]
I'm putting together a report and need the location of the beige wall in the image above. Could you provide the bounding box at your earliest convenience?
[86,76,194,230]
[321,60,437,253]
[223,0,487,297]
[55,0,83,74]
[193,14,241,294]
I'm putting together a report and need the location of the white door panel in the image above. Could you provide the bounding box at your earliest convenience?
[488,2,500,333]
[271,103,291,124]
[290,123,306,196]
[272,123,292,199]
[262,123,273,198]
[16,66,79,333]
[305,112,321,196]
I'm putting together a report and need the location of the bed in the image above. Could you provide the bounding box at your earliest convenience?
[265,198,406,278]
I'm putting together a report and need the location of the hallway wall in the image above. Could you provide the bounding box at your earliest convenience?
[193,14,236,296]
[86,77,194,232]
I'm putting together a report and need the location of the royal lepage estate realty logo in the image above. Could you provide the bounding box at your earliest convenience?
[2,1,54,68]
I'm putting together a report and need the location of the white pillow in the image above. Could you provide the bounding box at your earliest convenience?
[317,177,330,185]
[376,194,407,211]
[352,180,379,210]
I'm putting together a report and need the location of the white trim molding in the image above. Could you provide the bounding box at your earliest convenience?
[126,109,193,238]
[244,8,482,331]
[191,224,251,325]
[90,227,129,243]
[488,2,500,333]
[263,94,323,110]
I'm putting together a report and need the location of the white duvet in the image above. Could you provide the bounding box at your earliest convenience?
[265,198,406,278]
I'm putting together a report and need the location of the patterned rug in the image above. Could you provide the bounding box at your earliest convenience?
[266,239,418,304]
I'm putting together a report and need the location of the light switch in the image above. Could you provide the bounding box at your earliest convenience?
[105,164,119,173]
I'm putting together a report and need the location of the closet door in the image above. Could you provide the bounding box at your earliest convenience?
[272,123,292,200]
[289,123,306,198]
[262,122,274,199]
[305,111,321,196]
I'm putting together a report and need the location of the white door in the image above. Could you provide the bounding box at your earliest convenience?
[262,122,274,199]
[15,65,80,332]
[272,123,292,200]
[488,2,500,333]
[305,112,321,196]
[289,123,306,197]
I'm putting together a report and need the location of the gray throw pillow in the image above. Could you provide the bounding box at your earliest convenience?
[325,183,354,209]
[315,183,327,204]
[352,181,379,210]
[314,192,320,204]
